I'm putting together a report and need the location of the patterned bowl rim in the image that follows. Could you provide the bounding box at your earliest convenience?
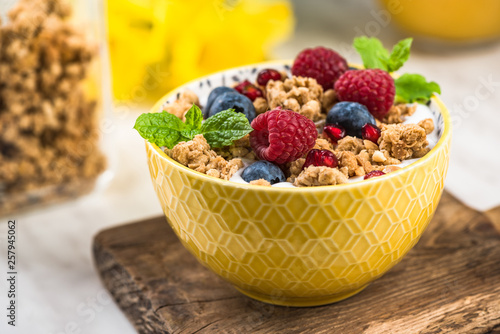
[146,60,452,192]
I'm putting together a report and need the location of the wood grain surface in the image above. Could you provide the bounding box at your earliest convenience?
[93,192,500,334]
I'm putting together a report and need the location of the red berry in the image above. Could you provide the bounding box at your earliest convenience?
[257,69,282,86]
[361,123,381,144]
[292,47,348,90]
[303,149,338,169]
[250,108,317,164]
[234,80,252,93]
[234,80,263,101]
[334,69,395,119]
[364,170,385,180]
[323,124,346,144]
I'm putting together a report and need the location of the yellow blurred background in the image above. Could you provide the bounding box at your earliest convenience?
[106,0,500,104]
[107,0,294,102]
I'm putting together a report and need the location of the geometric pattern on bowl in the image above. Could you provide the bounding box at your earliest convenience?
[145,61,452,307]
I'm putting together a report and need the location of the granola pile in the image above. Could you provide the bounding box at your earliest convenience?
[167,135,243,181]
[0,0,106,214]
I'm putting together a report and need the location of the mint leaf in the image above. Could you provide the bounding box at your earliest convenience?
[353,36,389,71]
[387,38,412,72]
[200,110,253,148]
[134,104,252,149]
[133,112,186,149]
[184,104,203,130]
[180,129,201,141]
[353,37,412,72]
[395,73,441,104]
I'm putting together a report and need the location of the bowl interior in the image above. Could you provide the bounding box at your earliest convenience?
[148,61,448,190]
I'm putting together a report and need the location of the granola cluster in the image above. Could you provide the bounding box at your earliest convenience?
[266,76,324,121]
[0,0,106,214]
[294,166,348,187]
[213,134,256,160]
[249,179,271,187]
[379,123,429,160]
[167,135,243,181]
[163,90,200,121]
[381,103,417,124]
[252,97,268,115]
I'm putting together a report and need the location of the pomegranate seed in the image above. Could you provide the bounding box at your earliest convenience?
[257,69,282,86]
[234,80,263,101]
[303,149,338,170]
[234,80,252,93]
[362,123,381,144]
[323,124,346,144]
[364,170,385,180]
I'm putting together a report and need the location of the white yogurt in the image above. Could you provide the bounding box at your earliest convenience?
[230,103,439,187]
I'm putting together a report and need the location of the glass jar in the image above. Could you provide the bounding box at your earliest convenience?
[0,0,113,215]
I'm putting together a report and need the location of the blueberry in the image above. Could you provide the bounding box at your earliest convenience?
[204,86,237,118]
[241,161,286,185]
[326,102,376,138]
[208,92,256,122]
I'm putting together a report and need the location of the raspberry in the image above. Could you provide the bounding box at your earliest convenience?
[334,69,395,119]
[303,149,338,169]
[234,80,263,101]
[364,170,385,180]
[323,124,346,144]
[257,69,282,86]
[361,123,381,143]
[250,108,317,164]
[292,47,348,90]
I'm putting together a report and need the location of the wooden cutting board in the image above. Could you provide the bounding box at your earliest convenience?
[93,192,500,334]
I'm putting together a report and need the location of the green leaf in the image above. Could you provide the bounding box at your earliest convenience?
[133,112,185,149]
[200,110,253,148]
[394,73,441,104]
[387,38,412,72]
[180,129,201,141]
[353,37,412,72]
[353,36,389,71]
[184,104,203,130]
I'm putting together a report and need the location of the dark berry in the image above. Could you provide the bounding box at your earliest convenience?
[303,149,338,169]
[234,80,263,101]
[257,69,282,86]
[205,86,238,118]
[209,91,256,122]
[364,170,385,180]
[361,123,381,144]
[242,161,286,185]
[326,101,376,138]
[323,124,346,144]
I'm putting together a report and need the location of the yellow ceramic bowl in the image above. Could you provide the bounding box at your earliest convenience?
[379,0,500,42]
[145,61,451,307]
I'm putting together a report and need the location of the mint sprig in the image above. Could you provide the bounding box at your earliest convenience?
[200,110,254,148]
[353,37,412,72]
[133,111,188,148]
[352,36,441,104]
[134,104,253,149]
[395,74,441,104]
